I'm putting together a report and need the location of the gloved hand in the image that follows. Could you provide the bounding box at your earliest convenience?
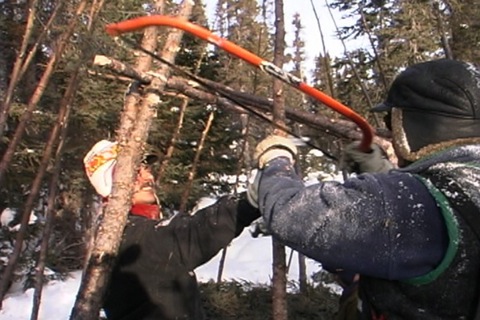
[250,217,271,237]
[342,142,393,174]
[247,170,270,237]
[246,169,261,208]
[254,135,297,169]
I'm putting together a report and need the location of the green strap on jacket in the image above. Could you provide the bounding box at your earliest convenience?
[403,174,460,285]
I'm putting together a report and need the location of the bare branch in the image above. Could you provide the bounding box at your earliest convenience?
[93,55,153,84]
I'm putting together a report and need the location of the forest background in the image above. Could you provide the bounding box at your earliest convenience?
[0,0,478,319]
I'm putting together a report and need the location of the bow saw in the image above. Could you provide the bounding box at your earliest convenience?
[105,15,374,152]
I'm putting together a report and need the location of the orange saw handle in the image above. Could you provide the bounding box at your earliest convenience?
[105,15,374,152]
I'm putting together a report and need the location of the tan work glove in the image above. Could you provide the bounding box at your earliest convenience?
[254,135,298,169]
[343,142,393,174]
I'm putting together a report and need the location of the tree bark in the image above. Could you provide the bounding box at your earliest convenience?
[432,1,453,60]
[0,0,36,138]
[179,111,215,214]
[271,1,288,319]
[157,97,188,182]
[30,80,74,320]
[70,1,193,318]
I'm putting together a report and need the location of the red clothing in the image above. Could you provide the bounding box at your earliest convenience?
[130,204,160,220]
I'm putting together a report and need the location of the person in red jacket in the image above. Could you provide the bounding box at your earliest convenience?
[83,140,260,320]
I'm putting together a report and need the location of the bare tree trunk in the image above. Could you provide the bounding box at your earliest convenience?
[272,242,287,320]
[271,1,288,319]
[0,0,38,138]
[68,0,108,276]
[118,1,166,136]
[30,78,74,320]
[179,111,215,214]
[298,253,307,293]
[216,245,228,284]
[70,2,193,318]
[157,98,187,182]
[71,0,167,315]
[0,0,88,188]
[217,113,251,284]
[432,1,453,59]
[18,4,63,81]
[157,45,206,183]
[82,198,101,273]
[291,124,307,294]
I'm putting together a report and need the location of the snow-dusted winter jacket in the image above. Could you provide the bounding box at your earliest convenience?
[256,145,480,320]
[102,194,260,320]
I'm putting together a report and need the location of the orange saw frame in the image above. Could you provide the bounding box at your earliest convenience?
[105,15,374,152]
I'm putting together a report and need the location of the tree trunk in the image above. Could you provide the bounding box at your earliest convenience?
[271,1,288,319]
[30,81,74,320]
[217,112,251,284]
[157,98,187,182]
[272,242,288,319]
[169,42,208,213]
[179,111,215,214]
[298,253,307,293]
[292,124,307,294]
[216,246,228,284]
[69,1,193,318]
[0,0,37,138]
[432,1,453,60]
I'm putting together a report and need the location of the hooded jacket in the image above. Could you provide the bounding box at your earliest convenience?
[256,145,480,319]
[102,193,260,320]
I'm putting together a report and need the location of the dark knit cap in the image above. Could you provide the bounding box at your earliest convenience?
[372,59,480,152]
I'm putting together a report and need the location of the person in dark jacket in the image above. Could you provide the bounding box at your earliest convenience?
[247,59,480,319]
[83,140,260,320]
